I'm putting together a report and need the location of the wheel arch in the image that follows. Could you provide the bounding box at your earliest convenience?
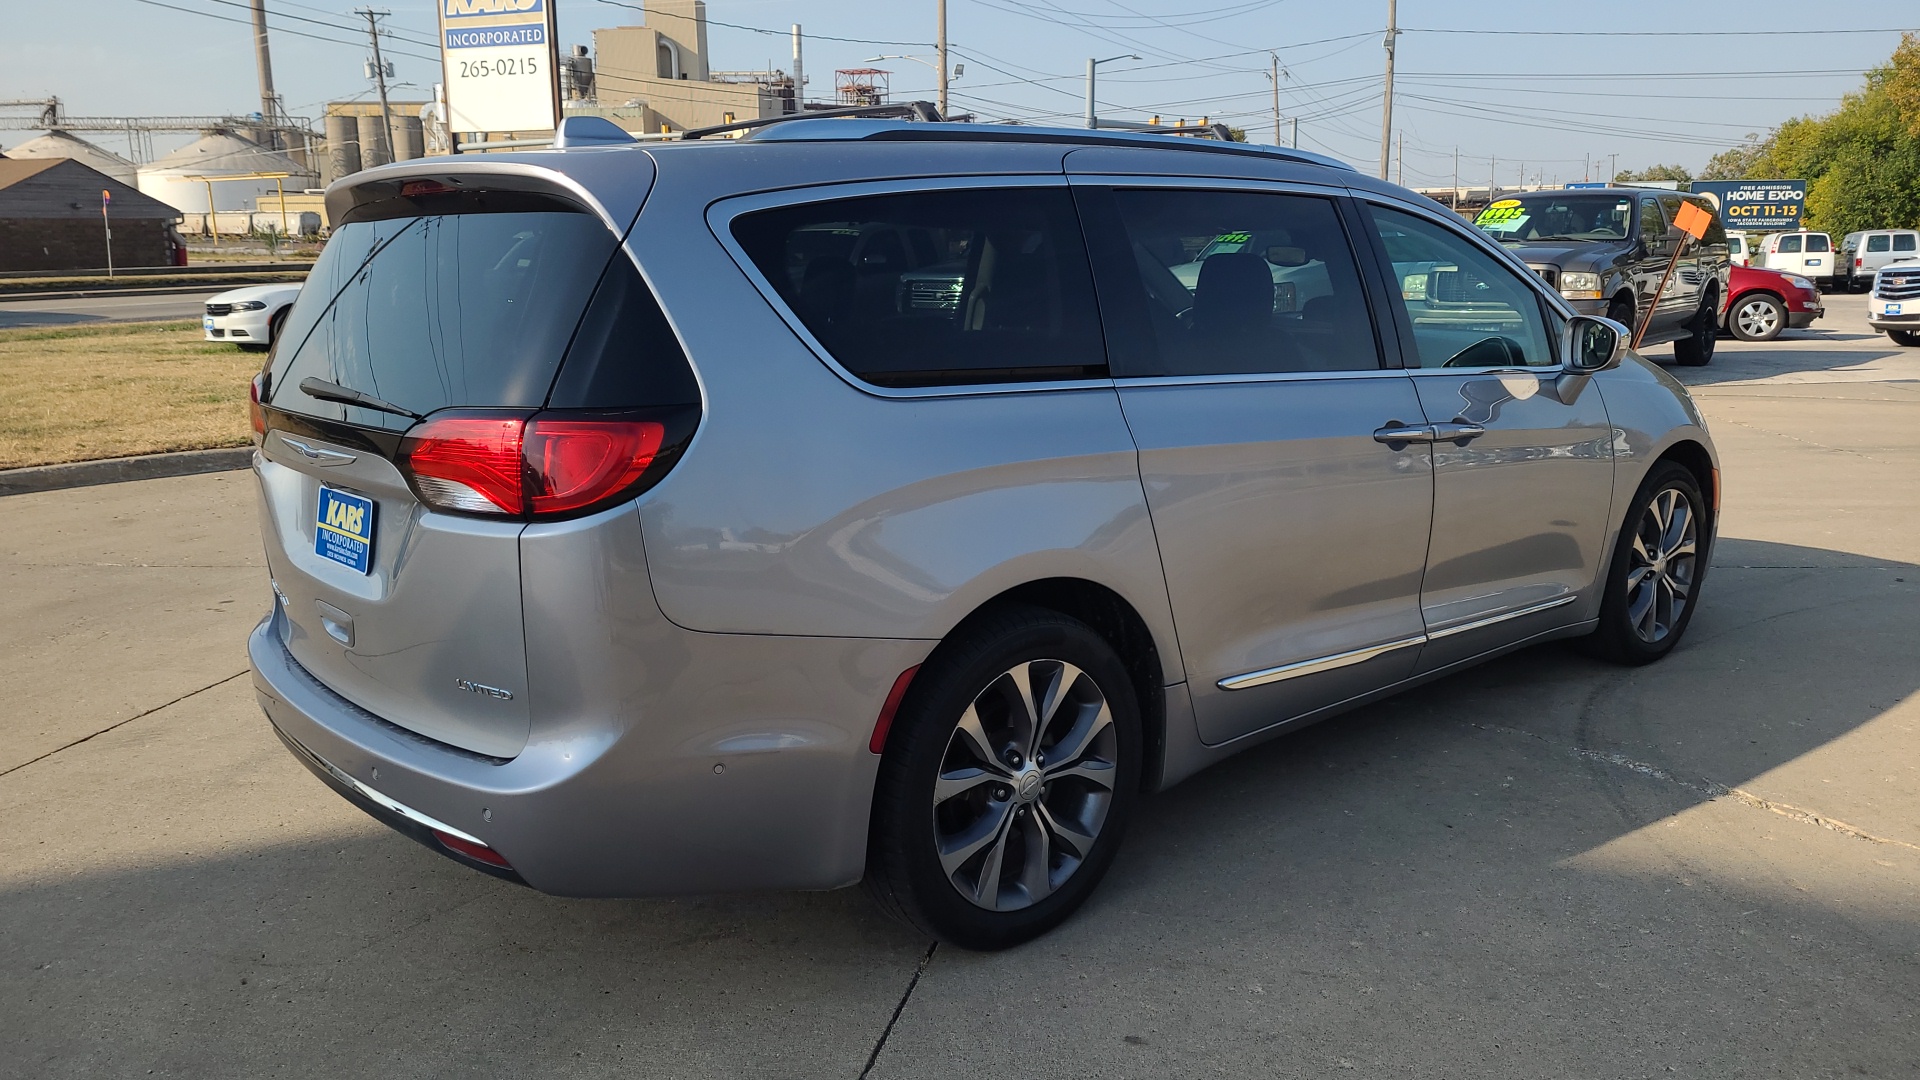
[942,577,1169,794]
[1653,438,1717,527]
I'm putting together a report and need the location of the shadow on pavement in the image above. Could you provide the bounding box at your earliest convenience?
[0,311,107,329]
[3,540,1917,1077]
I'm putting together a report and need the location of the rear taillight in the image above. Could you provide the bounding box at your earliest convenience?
[1857,257,1865,267]
[398,410,676,521]
[431,829,512,868]
[249,372,267,442]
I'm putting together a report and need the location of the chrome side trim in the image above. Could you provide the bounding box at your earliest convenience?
[1217,634,1428,692]
[283,735,490,848]
[1425,593,1579,641]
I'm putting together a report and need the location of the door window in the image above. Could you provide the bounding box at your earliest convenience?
[1089,187,1382,376]
[1364,205,1556,369]
[1639,200,1667,248]
[1777,234,1803,254]
[1896,234,1917,252]
[1806,234,1831,253]
[1868,234,1892,253]
[730,187,1106,388]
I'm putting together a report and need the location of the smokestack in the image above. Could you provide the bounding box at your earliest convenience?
[250,0,279,147]
[791,24,803,112]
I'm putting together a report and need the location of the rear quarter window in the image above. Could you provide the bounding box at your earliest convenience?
[730,187,1107,389]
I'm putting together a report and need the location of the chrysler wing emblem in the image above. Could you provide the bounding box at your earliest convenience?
[280,435,357,466]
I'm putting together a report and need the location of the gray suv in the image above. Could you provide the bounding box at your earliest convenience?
[248,114,1719,949]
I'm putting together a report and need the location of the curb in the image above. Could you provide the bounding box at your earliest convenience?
[0,447,254,497]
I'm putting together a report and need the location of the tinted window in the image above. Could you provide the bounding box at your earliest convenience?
[547,254,700,409]
[1867,234,1892,252]
[1366,205,1555,369]
[1807,234,1831,253]
[1777,235,1803,254]
[1896,234,1917,252]
[731,188,1106,388]
[1092,188,1380,377]
[269,207,617,430]
[1638,200,1667,246]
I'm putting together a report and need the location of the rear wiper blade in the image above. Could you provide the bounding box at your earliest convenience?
[298,377,423,421]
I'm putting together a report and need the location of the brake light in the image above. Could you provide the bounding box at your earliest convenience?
[399,411,672,520]
[399,413,527,515]
[525,418,665,516]
[249,372,267,441]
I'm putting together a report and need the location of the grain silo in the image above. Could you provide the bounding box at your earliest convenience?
[136,129,317,213]
[6,130,140,186]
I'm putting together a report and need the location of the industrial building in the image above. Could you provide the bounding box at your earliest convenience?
[586,0,798,134]
[0,158,182,272]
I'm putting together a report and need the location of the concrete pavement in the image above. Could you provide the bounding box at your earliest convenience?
[3,293,1917,1078]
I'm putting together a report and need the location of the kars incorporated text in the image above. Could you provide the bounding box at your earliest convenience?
[446,25,546,48]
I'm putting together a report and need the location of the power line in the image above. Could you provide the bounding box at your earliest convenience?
[594,0,932,47]
[1406,25,1918,37]
[125,0,440,63]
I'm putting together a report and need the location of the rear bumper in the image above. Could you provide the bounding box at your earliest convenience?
[250,598,927,896]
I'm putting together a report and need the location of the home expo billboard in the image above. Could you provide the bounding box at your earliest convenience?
[1688,180,1808,232]
[438,0,559,137]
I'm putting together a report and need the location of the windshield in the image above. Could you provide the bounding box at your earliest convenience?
[267,205,618,431]
[1474,194,1633,242]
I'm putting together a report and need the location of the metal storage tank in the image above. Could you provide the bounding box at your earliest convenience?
[389,114,425,162]
[324,114,361,182]
[6,130,139,185]
[356,114,392,168]
[136,130,317,214]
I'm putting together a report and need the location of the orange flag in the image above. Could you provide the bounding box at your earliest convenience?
[1672,199,1712,240]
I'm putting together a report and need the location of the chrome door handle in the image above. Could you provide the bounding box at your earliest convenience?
[1373,422,1437,445]
[1431,421,1487,443]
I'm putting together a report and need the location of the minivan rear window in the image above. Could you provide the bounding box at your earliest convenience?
[267,201,619,430]
[731,187,1107,388]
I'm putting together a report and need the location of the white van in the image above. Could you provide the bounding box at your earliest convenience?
[1727,231,1755,268]
[1760,231,1836,290]
[1840,229,1920,291]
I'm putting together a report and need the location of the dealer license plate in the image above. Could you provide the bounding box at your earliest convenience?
[203,316,216,333]
[1888,303,1904,316]
[315,486,375,574]
[1806,258,1822,267]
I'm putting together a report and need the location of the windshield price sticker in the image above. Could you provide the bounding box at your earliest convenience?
[440,0,559,135]
[1475,201,1530,234]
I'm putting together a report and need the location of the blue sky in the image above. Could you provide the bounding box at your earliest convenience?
[2,0,1910,182]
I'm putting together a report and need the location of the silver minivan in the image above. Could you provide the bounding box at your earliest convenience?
[248,115,1719,949]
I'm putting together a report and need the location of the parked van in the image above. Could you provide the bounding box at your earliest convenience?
[1727,231,1755,268]
[1759,231,1835,289]
[1840,229,1920,291]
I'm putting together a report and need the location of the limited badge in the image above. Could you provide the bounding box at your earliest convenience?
[315,486,375,574]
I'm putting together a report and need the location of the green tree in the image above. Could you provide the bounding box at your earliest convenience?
[1614,163,1693,183]
[1701,33,1920,233]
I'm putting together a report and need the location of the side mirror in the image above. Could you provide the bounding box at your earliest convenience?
[1564,314,1627,373]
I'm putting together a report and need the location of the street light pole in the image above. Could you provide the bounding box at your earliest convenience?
[1084,54,1139,129]
[936,0,949,118]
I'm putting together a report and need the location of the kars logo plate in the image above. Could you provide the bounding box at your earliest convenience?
[315,486,376,574]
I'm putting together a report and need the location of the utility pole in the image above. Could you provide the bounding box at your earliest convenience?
[1584,152,1591,183]
[1610,152,1618,183]
[1378,0,1398,180]
[1395,130,1403,186]
[1290,116,1298,149]
[1269,52,1282,146]
[249,0,279,147]
[1452,146,1459,209]
[1518,161,1524,191]
[1085,58,1097,128]
[791,24,804,111]
[1489,155,1496,202]
[357,8,394,164]
[935,0,949,118]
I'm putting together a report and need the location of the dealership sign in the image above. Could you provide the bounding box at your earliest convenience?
[1688,180,1807,231]
[438,0,560,136]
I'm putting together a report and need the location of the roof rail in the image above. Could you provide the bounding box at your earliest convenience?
[859,123,1354,172]
[683,100,943,141]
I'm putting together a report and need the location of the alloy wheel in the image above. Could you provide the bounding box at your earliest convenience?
[1625,487,1699,644]
[932,659,1118,912]
[1734,298,1781,340]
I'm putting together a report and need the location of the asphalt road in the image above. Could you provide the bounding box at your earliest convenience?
[3,294,1917,1078]
[0,291,216,328]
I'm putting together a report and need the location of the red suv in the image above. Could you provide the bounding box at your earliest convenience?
[1720,263,1823,342]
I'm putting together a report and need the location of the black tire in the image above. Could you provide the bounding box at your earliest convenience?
[865,606,1142,950]
[1672,292,1719,366]
[1891,329,1920,348]
[1727,292,1786,342]
[237,341,270,353]
[1581,462,1710,665]
[267,307,288,347]
[1607,296,1636,335]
